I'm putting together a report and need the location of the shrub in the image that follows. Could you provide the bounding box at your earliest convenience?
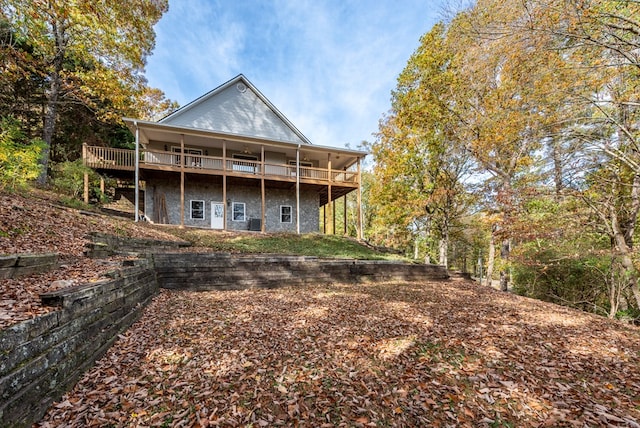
[51,159,111,204]
[0,116,45,190]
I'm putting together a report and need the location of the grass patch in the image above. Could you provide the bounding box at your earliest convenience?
[164,229,407,260]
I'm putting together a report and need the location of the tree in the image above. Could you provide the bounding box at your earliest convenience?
[0,0,169,182]
[0,116,45,190]
[369,24,473,265]
[445,0,582,290]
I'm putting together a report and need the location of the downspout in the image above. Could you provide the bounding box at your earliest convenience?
[296,144,300,234]
[134,121,139,222]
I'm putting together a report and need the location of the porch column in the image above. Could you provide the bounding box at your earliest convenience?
[261,145,265,233]
[223,140,227,229]
[296,145,300,234]
[357,157,363,241]
[332,198,336,235]
[343,194,348,235]
[83,172,89,204]
[82,144,89,204]
[323,205,326,233]
[134,122,140,222]
[327,154,333,235]
[180,134,185,228]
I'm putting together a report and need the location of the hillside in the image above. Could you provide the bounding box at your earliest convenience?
[0,189,183,257]
[0,189,392,328]
[2,190,640,426]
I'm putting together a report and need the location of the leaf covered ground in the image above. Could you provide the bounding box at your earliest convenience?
[38,279,640,427]
[0,189,185,328]
[0,189,182,257]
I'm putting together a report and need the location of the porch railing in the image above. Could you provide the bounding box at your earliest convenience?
[84,145,358,185]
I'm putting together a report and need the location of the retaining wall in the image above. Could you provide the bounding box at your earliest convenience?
[0,260,157,427]
[0,253,58,279]
[1,245,449,427]
[83,231,191,258]
[153,253,449,290]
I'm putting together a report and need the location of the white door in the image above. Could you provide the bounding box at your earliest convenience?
[211,202,224,229]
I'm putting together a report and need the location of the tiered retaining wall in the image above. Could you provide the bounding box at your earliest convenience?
[153,253,449,290]
[83,231,191,258]
[0,253,58,279]
[1,239,450,427]
[0,261,157,427]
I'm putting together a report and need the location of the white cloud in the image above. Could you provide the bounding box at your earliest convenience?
[145,0,445,149]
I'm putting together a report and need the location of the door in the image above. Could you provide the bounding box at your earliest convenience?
[211,202,224,229]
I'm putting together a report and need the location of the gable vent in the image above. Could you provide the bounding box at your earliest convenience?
[236,82,247,93]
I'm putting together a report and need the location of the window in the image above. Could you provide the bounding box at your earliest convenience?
[190,200,204,220]
[288,160,313,167]
[280,205,292,223]
[232,153,258,173]
[232,202,246,221]
[172,147,202,166]
[289,160,313,177]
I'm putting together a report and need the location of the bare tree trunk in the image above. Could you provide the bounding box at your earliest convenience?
[552,137,564,199]
[38,14,67,185]
[438,238,448,268]
[611,193,640,310]
[39,72,60,184]
[485,227,496,287]
[499,238,510,291]
[608,258,622,319]
[438,217,449,268]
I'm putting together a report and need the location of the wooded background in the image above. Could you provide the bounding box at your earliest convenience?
[1,0,639,320]
[366,0,640,320]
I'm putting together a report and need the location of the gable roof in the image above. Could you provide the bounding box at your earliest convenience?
[160,74,311,145]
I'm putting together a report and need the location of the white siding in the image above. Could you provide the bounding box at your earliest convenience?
[162,84,306,145]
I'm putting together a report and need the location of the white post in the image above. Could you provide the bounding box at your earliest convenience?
[296,145,300,234]
[134,122,139,222]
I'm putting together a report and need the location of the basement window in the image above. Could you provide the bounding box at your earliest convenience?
[232,202,246,221]
[190,200,205,220]
[280,205,292,223]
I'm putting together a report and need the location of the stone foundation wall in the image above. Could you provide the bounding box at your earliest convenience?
[153,253,449,290]
[0,261,158,427]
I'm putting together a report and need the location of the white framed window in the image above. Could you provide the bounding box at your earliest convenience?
[232,153,258,173]
[172,146,202,166]
[289,160,313,167]
[280,205,292,223]
[232,202,246,221]
[190,200,205,220]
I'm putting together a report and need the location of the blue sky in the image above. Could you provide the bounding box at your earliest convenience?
[145,1,448,150]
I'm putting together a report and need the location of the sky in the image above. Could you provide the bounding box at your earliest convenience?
[144,0,449,151]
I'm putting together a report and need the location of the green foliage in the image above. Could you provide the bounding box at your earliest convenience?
[0,0,176,180]
[51,159,109,204]
[0,116,44,190]
[512,237,612,315]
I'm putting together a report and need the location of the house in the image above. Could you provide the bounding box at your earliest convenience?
[83,74,367,237]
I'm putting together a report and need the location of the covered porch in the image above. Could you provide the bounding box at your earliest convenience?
[82,118,367,238]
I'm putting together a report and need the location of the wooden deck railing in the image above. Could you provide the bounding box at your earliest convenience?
[83,145,358,185]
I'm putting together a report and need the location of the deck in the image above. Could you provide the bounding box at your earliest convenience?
[83,145,359,187]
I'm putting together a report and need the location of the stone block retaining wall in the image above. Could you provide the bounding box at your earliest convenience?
[153,253,449,290]
[1,239,449,427]
[83,231,191,258]
[0,253,58,279]
[0,261,157,427]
